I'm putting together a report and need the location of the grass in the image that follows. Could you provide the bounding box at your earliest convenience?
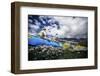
[28,45,88,61]
[64,49,88,59]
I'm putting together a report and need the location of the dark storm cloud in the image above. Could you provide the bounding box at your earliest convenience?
[28,15,88,38]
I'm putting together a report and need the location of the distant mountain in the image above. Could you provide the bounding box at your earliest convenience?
[58,38,87,42]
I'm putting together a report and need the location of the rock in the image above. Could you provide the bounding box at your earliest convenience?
[28,45,64,60]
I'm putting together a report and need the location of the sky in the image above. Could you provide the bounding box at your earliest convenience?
[28,15,88,38]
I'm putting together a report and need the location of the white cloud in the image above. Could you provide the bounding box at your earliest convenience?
[52,16,88,38]
[29,15,88,38]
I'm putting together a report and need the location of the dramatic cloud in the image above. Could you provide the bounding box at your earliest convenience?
[28,15,88,38]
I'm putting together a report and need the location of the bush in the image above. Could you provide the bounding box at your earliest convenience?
[28,45,64,60]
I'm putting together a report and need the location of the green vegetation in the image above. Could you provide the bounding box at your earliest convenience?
[63,49,88,59]
[28,41,88,61]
